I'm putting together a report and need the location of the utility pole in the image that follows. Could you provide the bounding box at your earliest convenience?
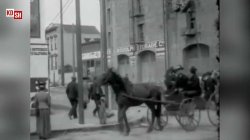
[60,0,65,86]
[162,0,167,71]
[163,0,171,70]
[72,23,76,77]
[75,0,84,124]
[100,0,109,108]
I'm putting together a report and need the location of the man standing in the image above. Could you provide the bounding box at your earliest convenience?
[66,77,78,119]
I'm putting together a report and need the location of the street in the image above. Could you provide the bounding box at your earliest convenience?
[40,125,217,140]
[31,87,218,140]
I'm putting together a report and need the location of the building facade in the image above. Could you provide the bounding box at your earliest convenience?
[105,0,219,84]
[82,40,112,78]
[45,24,100,85]
[167,0,219,74]
[106,0,167,84]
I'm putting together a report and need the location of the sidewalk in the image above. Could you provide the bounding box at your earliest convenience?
[30,97,146,135]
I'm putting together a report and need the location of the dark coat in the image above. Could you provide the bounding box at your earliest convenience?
[66,81,78,100]
[88,83,104,100]
[188,74,201,91]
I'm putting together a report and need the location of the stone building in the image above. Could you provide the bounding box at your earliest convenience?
[105,0,219,84]
[45,24,100,85]
[167,0,219,74]
[106,0,167,84]
[104,0,219,109]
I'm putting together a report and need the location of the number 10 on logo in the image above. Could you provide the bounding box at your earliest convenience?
[6,9,22,20]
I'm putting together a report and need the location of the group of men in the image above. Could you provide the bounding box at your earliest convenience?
[66,76,104,119]
[164,65,219,99]
[164,65,202,98]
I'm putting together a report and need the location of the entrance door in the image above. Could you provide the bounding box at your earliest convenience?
[138,51,156,83]
[118,55,130,77]
[183,44,210,74]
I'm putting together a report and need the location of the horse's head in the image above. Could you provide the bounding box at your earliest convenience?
[100,68,116,85]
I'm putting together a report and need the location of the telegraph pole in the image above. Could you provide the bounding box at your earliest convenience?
[60,0,65,86]
[100,0,109,108]
[162,0,167,71]
[72,23,76,77]
[75,0,84,124]
[163,0,171,70]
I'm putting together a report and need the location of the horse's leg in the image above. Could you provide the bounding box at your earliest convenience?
[146,103,155,133]
[117,105,124,133]
[122,106,130,136]
[156,102,163,131]
[93,100,98,116]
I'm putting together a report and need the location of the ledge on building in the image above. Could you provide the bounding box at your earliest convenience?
[181,28,197,37]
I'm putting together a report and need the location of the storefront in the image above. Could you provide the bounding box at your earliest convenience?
[114,40,166,84]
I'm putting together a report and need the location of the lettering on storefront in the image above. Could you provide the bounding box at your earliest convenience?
[30,48,48,55]
[116,41,165,54]
[82,49,111,60]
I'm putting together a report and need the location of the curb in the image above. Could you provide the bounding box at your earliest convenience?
[30,117,144,137]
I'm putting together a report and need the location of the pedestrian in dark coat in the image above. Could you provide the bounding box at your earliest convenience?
[66,77,78,119]
[33,81,51,139]
[88,77,104,116]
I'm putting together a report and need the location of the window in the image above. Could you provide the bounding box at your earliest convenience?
[50,39,53,51]
[55,56,57,69]
[51,56,53,70]
[107,9,111,25]
[90,60,94,67]
[54,38,57,49]
[84,38,91,42]
[187,10,196,29]
[138,24,144,42]
[108,32,112,48]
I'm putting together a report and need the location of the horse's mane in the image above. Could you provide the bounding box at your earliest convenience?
[110,71,128,92]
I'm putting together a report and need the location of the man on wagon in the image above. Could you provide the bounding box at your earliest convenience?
[185,66,202,98]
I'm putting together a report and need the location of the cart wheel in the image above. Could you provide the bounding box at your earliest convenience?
[146,107,168,130]
[176,98,201,131]
[207,93,219,127]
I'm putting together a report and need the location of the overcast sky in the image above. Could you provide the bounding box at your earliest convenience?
[44,0,100,31]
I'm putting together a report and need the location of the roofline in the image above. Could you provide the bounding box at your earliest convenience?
[82,40,100,46]
[45,23,99,34]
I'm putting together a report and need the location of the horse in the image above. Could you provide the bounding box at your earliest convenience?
[96,68,164,136]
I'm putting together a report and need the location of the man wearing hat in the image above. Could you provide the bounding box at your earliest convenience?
[66,77,78,119]
[33,81,51,139]
[186,66,201,98]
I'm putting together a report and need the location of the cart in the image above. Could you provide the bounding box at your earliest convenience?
[147,91,201,131]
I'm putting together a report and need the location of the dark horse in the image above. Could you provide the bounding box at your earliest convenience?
[97,68,164,136]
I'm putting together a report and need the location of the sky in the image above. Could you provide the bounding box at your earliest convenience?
[44,0,101,31]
